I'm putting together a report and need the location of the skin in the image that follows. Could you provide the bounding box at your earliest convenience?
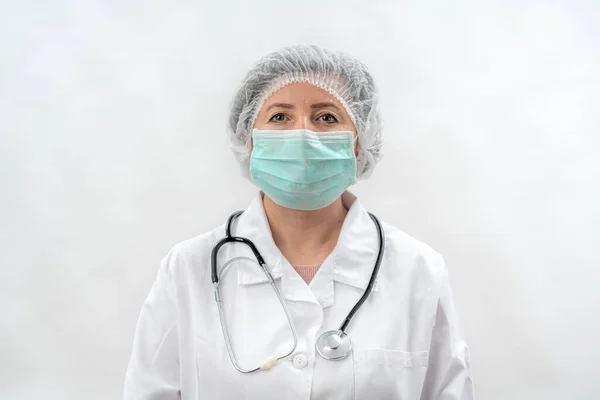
[252,82,359,267]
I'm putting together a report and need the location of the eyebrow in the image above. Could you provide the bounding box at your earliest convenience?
[264,101,343,113]
[310,102,342,111]
[265,102,295,112]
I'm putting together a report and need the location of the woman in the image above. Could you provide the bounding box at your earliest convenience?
[124,44,474,399]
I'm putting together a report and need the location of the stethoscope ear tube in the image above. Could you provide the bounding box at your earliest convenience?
[225,211,244,238]
[337,212,385,333]
[211,238,229,284]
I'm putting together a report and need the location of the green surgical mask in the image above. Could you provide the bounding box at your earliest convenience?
[250,129,357,211]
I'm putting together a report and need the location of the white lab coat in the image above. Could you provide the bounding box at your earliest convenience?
[124,191,474,399]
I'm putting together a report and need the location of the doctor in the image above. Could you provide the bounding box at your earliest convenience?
[124,44,475,399]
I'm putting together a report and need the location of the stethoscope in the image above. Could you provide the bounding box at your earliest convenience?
[211,210,385,373]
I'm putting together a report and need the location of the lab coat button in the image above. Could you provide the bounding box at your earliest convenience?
[292,354,308,369]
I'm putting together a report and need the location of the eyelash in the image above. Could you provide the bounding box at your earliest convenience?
[268,113,339,123]
[317,113,339,123]
[269,113,288,122]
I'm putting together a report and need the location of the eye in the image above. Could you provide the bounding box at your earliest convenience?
[317,113,339,124]
[269,113,288,123]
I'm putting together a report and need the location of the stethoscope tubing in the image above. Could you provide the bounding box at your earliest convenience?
[210,209,385,371]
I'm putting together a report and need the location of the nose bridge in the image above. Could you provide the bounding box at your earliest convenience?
[291,114,311,130]
[289,101,314,130]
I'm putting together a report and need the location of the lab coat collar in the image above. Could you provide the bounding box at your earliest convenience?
[235,191,380,297]
[233,192,284,283]
[332,191,381,292]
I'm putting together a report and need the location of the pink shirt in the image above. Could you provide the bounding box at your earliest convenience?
[291,264,321,285]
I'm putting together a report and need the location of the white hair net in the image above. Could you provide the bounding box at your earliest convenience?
[228,44,383,180]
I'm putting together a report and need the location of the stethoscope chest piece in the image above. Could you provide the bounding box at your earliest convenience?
[316,330,353,360]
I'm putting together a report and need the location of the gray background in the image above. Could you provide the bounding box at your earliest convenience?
[1,0,599,399]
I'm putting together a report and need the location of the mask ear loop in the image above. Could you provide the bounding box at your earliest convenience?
[351,133,361,181]
[354,136,369,178]
[352,133,360,156]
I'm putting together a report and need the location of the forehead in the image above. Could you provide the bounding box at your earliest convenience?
[261,82,343,108]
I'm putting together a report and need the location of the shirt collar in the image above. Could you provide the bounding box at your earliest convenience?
[235,191,381,293]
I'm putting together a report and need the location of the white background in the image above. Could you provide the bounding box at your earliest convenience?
[1,0,599,399]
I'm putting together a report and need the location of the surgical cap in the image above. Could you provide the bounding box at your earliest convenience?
[228,44,383,180]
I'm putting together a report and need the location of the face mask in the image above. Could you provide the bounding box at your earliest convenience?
[250,129,357,211]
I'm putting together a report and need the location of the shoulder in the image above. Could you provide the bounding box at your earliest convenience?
[160,224,227,284]
[381,220,447,287]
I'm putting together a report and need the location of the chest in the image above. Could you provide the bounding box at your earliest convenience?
[179,255,437,400]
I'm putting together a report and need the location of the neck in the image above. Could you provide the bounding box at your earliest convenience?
[262,194,348,265]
